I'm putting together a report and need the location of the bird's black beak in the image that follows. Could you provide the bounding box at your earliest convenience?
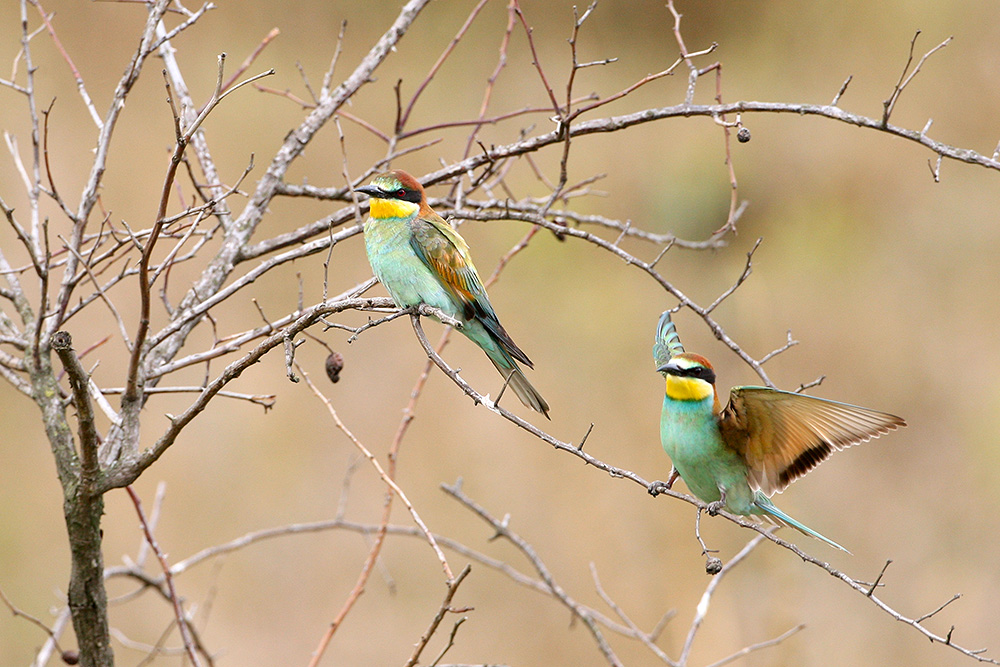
[656,363,671,374]
[354,185,381,198]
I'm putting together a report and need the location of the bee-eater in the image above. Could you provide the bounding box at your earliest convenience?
[652,311,905,551]
[355,170,549,417]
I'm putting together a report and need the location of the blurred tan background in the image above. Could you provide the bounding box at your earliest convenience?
[2,0,999,665]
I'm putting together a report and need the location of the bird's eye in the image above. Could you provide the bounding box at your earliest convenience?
[396,189,406,198]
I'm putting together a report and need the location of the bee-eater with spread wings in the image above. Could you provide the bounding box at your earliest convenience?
[356,170,549,418]
[652,311,904,551]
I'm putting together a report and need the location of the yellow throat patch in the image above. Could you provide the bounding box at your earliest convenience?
[370,198,420,220]
[665,375,713,402]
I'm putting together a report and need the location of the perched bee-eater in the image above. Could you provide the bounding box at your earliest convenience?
[355,170,549,417]
[652,311,904,551]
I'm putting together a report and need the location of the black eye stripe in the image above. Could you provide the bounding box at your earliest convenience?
[381,186,422,204]
[669,365,716,384]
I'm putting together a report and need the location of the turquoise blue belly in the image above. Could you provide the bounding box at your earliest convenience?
[364,218,460,317]
[659,397,755,514]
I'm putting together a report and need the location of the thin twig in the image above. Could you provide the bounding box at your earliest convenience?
[403,565,473,667]
[219,27,279,94]
[0,585,68,657]
[759,330,799,366]
[679,535,766,666]
[398,0,491,130]
[867,560,893,596]
[831,74,853,106]
[442,481,623,666]
[704,624,806,667]
[915,594,962,624]
[299,365,454,581]
[125,486,203,667]
[590,563,676,665]
[704,237,762,314]
[32,0,103,128]
[882,32,952,126]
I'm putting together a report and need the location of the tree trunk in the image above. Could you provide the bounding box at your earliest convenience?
[65,491,113,667]
[34,342,114,666]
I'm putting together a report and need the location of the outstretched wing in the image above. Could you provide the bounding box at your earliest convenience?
[719,386,905,496]
[409,212,532,367]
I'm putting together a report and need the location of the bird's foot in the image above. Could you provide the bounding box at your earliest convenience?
[415,304,463,329]
[648,468,680,497]
[646,467,681,498]
[706,500,726,516]
[706,488,727,516]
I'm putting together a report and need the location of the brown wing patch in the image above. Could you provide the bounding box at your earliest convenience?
[408,211,534,368]
[777,441,834,488]
[410,217,478,306]
[720,386,905,496]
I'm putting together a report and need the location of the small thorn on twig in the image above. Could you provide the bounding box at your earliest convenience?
[796,375,825,393]
[867,559,892,597]
[612,220,631,247]
[928,154,943,183]
[577,422,594,451]
[488,513,511,542]
[495,370,514,408]
[649,241,673,268]
[831,74,853,106]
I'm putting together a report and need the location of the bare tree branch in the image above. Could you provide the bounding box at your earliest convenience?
[3,2,998,665]
[125,486,203,667]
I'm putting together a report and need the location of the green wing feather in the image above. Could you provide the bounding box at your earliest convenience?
[653,310,685,370]
[719,387,906,496]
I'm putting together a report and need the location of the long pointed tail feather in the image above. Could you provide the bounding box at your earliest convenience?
[463,317,549,418]
[487,355,550,418]
[753,494,849,553]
